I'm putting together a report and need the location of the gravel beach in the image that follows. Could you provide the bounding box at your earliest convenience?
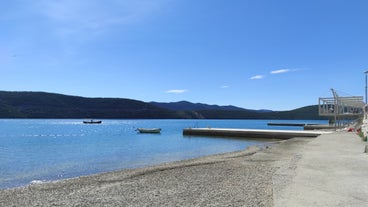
[0,138,310,207]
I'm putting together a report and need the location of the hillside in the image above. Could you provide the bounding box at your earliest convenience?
[195,105,322,120]
[150,101,248,111]
[0,91,323,119]
[151,101,321,120]
[0,91,178,118]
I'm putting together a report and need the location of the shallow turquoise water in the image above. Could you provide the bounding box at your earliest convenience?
[0,119,327,189]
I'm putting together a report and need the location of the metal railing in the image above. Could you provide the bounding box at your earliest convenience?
[319,89,364,128]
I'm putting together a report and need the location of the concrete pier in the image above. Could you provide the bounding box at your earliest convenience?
[183,128,330,139]
[267,122,334,130]
[303,124,335,130]
[267,122,306,127]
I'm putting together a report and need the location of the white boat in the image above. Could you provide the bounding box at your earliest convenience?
[137,128,161,133]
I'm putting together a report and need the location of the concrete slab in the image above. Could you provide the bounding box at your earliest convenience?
[183,128,331,139]
[304,124,336,130]
[273,132,368,207]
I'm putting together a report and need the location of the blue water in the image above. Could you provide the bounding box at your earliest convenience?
[0,119,327,189]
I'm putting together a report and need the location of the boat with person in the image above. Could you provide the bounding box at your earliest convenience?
[83,120,102,124]
[136,128,161,133]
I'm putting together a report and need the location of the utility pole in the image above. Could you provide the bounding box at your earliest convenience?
[331,88,338,128]
[365,71,368,104]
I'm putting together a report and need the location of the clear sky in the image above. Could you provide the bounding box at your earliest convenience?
[1,0,367,110]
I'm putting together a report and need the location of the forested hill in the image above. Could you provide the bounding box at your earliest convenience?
[150,101,248,111]
[0,91,177,118]
[0,91,323,119]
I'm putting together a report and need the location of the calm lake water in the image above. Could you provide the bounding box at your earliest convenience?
[0,119,327,189]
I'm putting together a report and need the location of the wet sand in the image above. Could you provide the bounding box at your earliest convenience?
[0,138,311,207]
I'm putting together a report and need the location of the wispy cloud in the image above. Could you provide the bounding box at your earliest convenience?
[34,0,168,38]
[221,85,230,89]
[271,68,302,74]
[250,75,264,80]
[270,69,290,74]
[165,89,188,94]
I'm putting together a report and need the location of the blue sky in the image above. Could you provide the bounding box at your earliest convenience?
[1,0,367,110]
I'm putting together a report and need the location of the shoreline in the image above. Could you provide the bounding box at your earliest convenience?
[0,137,311,206]
[0,142,271,190]
[0,140,274,191]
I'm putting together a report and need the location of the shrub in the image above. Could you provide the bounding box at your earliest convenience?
[357,130,367,142]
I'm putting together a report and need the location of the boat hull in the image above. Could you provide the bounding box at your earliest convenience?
[83,120,102,124]
[137,128,161,133]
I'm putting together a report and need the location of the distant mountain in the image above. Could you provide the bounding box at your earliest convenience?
[0,91,323,119]
[196,105,322,120]
[150,101,249,111]
[0,91,178,118]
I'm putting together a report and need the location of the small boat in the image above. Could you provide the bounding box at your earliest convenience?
[83,120,102,124]
[137,128,161,133]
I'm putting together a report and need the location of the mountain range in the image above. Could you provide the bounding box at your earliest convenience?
[150,101,244,111]
[0,91,323,119]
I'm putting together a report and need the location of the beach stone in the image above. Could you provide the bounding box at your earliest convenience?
[0,138,311,207]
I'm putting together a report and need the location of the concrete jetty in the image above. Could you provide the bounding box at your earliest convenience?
[183,128,331,139]
[267,122,306,127]
[303,124,335,130]
[267,122,334,130]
